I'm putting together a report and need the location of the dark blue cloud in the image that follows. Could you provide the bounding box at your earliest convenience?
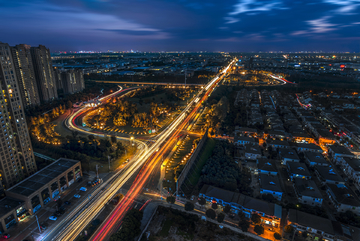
[0,0,359,51]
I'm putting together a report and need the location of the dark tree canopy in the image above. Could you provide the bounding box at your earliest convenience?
[254,225,264,235]
[166,196,176,204]
[206,209,216,219]
[217,212,225,223]
[185,202,194,211]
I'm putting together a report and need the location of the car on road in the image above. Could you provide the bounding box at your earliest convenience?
[64,201,71,205]
[49,216,58,221]
[40,225,47,231]
[80,187,87,192]
[2,233,10,239]
[74,194,81,198]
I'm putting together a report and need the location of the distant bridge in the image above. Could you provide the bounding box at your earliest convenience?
[94,80,205,86]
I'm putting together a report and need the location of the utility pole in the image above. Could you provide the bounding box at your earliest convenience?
[96,165,99,179]
[108,155,111,171]
[184,69,187,88]
[35,215,41,233]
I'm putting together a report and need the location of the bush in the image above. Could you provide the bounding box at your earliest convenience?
[198,197,206,206]
[224,205,231,213]
[251,213,261,224]
[166,196,175,204]
[217,212,225,223]
[284,225,294,233]
[238,220,250,232]
[254,225,264,235]
[185,202,194,211]
[206,209,216,219]
[211,202,218,210]
[274,232,281,240]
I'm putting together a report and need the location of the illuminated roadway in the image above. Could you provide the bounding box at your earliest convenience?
[90,58,237,241]
[40,59,236,241]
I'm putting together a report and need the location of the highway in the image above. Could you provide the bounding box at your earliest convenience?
[268,74,296,84]
[90,59,237,241]
[40,59,236,241]
[95,80,204,86]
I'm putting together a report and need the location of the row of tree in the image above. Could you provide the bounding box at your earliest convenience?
[110,209,143,241]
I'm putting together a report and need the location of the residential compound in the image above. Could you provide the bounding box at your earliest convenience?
[1,42,85,108]
[0,42,37,194]
[230,87,360,240]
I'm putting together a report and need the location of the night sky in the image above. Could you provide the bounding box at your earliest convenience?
[1,0,360,52]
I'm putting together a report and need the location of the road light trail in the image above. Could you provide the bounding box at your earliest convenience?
[90,58,237,241]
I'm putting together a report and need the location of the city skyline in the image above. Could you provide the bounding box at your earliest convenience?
[1,0,360,52]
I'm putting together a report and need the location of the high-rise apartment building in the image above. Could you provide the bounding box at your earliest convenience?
[54,68,85,95]
[30,45,57,102]
[0,42,37,192]
[10,44,41,107]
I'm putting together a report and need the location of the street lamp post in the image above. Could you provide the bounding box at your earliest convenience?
[35,214,41,233]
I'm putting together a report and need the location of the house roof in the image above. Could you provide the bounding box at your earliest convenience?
[288,209,335,235]
[296,143,323,151]
[304,152,328,165]
[259,174,283,193]
[293,179,323,199]
[329,145,354,156]
[342,157,360,172]
[279,148,300,160]
[257,158,277,173]
[327,184,360,207]
[315,166,344,183]
[287,162,311,177]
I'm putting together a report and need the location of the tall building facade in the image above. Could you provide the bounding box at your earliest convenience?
[10,44,41,107]
[0,42,37,191]
[30,45,57,102]
[54,68,85,95]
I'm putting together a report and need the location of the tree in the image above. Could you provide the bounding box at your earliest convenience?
[224,205,231,214]
[206,209,216,219]
[185,202,194,211]
[302,231,308,238]
[251,213,261,224]
[67,100,73,109]
[217,212,225,223]
[111,135,117,144]
[238,220,250,232]
[284,225,294,233]
[166,196,175,205]
[198,197,206,206]
[274,232,282,240]
[254,225,264,235]
[211,202,218,210]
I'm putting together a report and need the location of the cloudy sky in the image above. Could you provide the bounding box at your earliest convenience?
[1,0,360,52]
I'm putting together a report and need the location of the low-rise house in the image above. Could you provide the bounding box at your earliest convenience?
[314,166,345,185]
[326,184,360,215]
[267,140,290,150]
[279,148,300,165]
[296,143,323,153]
[338,157,360,186]
[257,158,277,176]
[234,136,258,146]
[287,209,336,241]
[328,145,355,164]
[259,174,283,201]
[244,144,262,160]
[304,152,329,167]
[234,127,258,137]
[287,162,311,180]
[199,185,282,228]
[293,179,323,206]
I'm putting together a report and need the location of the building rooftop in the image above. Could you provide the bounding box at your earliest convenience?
[296,143,323,151]
[288,209,335,235]
[304,152,328,165]
[259,174,283,193]
[287,162,311,177]
[268,140,290,147]
[199,185,282,218]
[0,197,24,218]
[315,166,344,183]
[327,184,360,207]
[245,144,262,155]
[329,145,354,156]
[293,179,323,199]
[279,148,300,160]
[235,136,258,144]
[257,158,277,173]
[7,158,80,197]
[342,157,360,172]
